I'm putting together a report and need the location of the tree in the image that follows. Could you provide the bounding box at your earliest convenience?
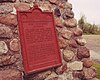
[78,15,100,35]
[78,15,86,30]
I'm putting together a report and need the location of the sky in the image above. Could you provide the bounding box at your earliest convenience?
[69,0,100,25]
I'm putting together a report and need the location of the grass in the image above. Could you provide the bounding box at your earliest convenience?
[93,63,100,79]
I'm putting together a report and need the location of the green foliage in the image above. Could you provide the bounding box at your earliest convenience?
[93,64,100,79]
[78,15,100,35]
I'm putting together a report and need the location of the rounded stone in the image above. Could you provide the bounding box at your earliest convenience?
[10,39,20,52]
[69,39,78,48]
[0,41,8,55]
[0,4,13,14]
[77,47,90,59]
[54,8,61,17]
[56,64,67,74]
[76,38,87,46]
[0,55,16,66]
[14,3,30,11]
[58,36,68,49]
[67,61,83,70]
[63,49,74,62]
[49,0,57,4]
[62,9,74,19]
[32,70,51,80]
[40,2,52,12]
[45,72,58,80]
[0,69,22,80]
[0,14,17,26]
[58,2,72,10]
[80,68,96,80]
[66,2,72,9]
[73,27,83,36]
[60,28,72,40]
[19,0,35,3]
[55,17,64,28]
[64,18,77,27]
[82,58,93,68]
[0,25,13,38]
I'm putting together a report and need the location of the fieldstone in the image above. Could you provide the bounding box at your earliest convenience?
[73,27,83,36]
[58,71,73,80]
[40,1,52,11]
[57,1,66,9]
[54,8,61,17]
[92,78,100,80]
[14,3,30,11]
[63,49,74,62]
[66,2,72,9]
[55,17,64,28]
[0,69,22,80]
[47,77,63,80]
[58,2,72,10]
[45,72,58,80]
[10,39,20,52]
[0,55,17,66]
[49,0,57,4]
[19,0,35,3]
[77,47,90,59]
[62,8,74,19]
[60,28,72,40]
[0,25,13,38]
[15,60,24,71]
[64,18,77,27]
[79,68,96,80]
[82,58,93,68]
[11,7,17,15]
[69,39,78,48]
[76,38,87,46]
[56,64,67,74]
[67,61,83,70]
[0,41,8,55]
[0,4,13,14]
[58,36,68,48]
[32,70,51,80]
[0,14,17,26]
[73,71,81,79]
[0,0,16,2]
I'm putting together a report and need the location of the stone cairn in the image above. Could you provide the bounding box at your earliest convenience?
[0,0,97,80]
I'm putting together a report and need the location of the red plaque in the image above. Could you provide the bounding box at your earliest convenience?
[17,5,62,74]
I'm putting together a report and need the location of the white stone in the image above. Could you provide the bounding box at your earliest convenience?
[0,41,8,55]
[67,61,83,70]
[58,71,73,80]
[92,78,100,80]
[11,7,16,15]
[45,72,58,80]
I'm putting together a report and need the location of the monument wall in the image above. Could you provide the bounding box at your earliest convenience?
[0,0,96,80]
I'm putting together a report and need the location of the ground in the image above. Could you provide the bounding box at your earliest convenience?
[83,35,100,61]
[83,35,100,79]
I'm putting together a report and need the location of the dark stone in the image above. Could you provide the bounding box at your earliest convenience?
[82,58,93,68]
[69,39,78,48]
[0,24,13,39]
[0,55,17,66]
[79,68,96,80]
[54,8,61,17]
[62,9,74,19]
[56,64,67,74]
[77,47,90,59]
